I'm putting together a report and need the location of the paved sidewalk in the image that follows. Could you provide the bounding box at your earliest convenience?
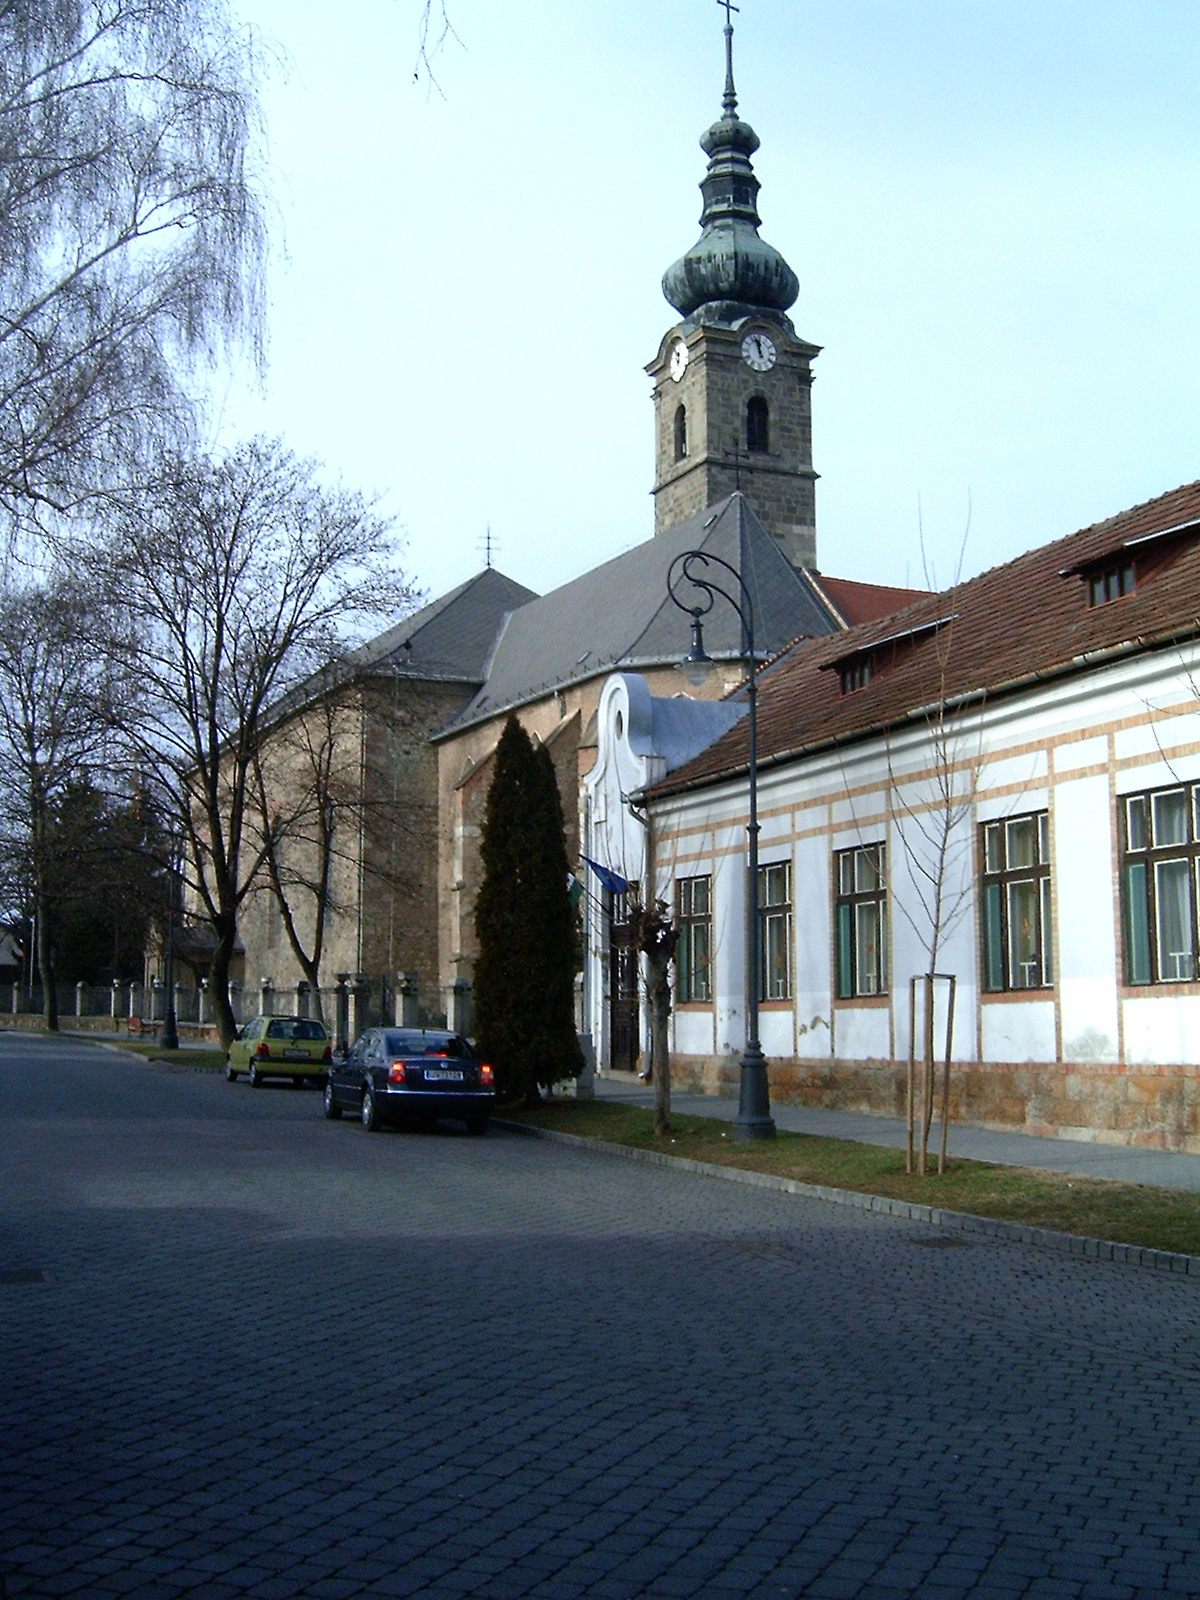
[595,1075,1200,1191]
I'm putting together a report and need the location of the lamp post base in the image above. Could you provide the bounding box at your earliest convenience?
[160,1013,179,1051]
[733,1051,775,1141]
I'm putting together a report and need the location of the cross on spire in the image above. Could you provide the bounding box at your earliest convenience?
[718,0,740,115]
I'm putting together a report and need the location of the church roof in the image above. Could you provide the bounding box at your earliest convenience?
[809,574,925,627]
[434,493,841,738]
[353,566,536,684]
[649,477,1200,800]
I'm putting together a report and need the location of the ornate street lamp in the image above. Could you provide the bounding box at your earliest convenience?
[667,548,775,1140]
[159,828,179,1051]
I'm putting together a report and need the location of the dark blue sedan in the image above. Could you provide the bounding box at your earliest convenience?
[324,1028,494,1134]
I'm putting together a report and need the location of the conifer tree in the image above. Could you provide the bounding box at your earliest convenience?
[474,718,583,1101]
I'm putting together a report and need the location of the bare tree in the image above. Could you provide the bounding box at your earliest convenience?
[413,0,463,94]
[95,436,417,1048]
[885,632,982,1173]
[248,684,355,1021]
[631,892,679,1137]
[0,574,124,1027]
[0,0,266,532]
[247,674,432,1019]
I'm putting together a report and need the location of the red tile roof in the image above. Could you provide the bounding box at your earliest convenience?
[809,574,925,627]
[652,479,1200,798]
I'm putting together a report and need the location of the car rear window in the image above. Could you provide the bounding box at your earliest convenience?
[383,1032,470,1058]
[265,1019,328,1040]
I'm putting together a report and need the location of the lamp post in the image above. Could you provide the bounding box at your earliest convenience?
[159,828,179,1051]
[667,549,775,1140]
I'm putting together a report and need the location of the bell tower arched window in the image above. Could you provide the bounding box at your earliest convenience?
[746,395,769,454]
[674,404,687,461]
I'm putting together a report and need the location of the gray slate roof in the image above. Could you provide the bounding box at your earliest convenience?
[434,494,839,737]
[354,567,537,684]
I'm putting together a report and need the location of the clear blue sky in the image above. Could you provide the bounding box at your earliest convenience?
[220,0,1200,605]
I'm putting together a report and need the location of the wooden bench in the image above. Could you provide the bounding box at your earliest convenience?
[126,1016,156,1038]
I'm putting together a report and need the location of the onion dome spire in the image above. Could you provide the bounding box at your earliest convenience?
[662,6,799,327]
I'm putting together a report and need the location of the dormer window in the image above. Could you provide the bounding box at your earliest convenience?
[1062,516,1200,603]
[839,659,872,694]
[1088,562,1134,607]
[826,614,957,698]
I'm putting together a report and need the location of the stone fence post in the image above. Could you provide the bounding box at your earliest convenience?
[259,978,271,1018]
[75,981,85,1019]
[448,978,473,1038]
[576,1031,596,1099]
[399,971,420,1028]
[295,980,310,1019]
[111,979,122,1021]
[349,975,370,1043]
[334,975,350,1057]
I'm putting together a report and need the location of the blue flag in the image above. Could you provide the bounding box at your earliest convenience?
[581,855,629,896]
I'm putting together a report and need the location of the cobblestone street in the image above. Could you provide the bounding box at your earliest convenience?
[3,1034,1200,1599]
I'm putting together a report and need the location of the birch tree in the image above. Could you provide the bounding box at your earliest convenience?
[0,0,266,532]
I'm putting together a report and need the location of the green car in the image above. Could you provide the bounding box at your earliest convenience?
[226,1015,332,1087]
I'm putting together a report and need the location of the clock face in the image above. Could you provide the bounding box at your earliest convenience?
[741,331,777,372]
[669,339,689,381]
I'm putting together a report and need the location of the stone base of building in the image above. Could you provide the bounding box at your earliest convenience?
[669,1053,1200,1154]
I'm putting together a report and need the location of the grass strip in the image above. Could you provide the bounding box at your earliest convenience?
[503,1098,1200,1258]
[117,1040,228,1071]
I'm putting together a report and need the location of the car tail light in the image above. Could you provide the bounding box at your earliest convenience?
[388,1060,406,1082]
[255,1041,270,1058]
[479,1063,494,1088]
[322,1044,332,1062]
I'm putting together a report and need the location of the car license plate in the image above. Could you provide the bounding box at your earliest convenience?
[425,1068,463,1082]
[283,1049,309,1060]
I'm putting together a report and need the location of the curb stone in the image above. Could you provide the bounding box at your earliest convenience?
[494,1118,1200,1278]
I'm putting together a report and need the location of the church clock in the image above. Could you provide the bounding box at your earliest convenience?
[741,331,776,371]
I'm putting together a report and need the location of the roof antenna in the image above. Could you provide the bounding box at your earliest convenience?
[718,0,740,117]
[478,524,498,569]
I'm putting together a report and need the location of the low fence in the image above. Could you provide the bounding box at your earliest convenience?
[0,973,455,1043]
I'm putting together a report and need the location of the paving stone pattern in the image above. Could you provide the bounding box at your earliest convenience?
[3,1034,1200,1599]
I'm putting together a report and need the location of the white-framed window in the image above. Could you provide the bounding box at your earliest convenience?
[980,812,1052,992]
[758,861,792,1001]
[1121,784,1200,985]
[675,875,712,1002]
[835,843,887,997]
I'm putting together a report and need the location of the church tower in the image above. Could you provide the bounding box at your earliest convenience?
[648,16,819,570]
